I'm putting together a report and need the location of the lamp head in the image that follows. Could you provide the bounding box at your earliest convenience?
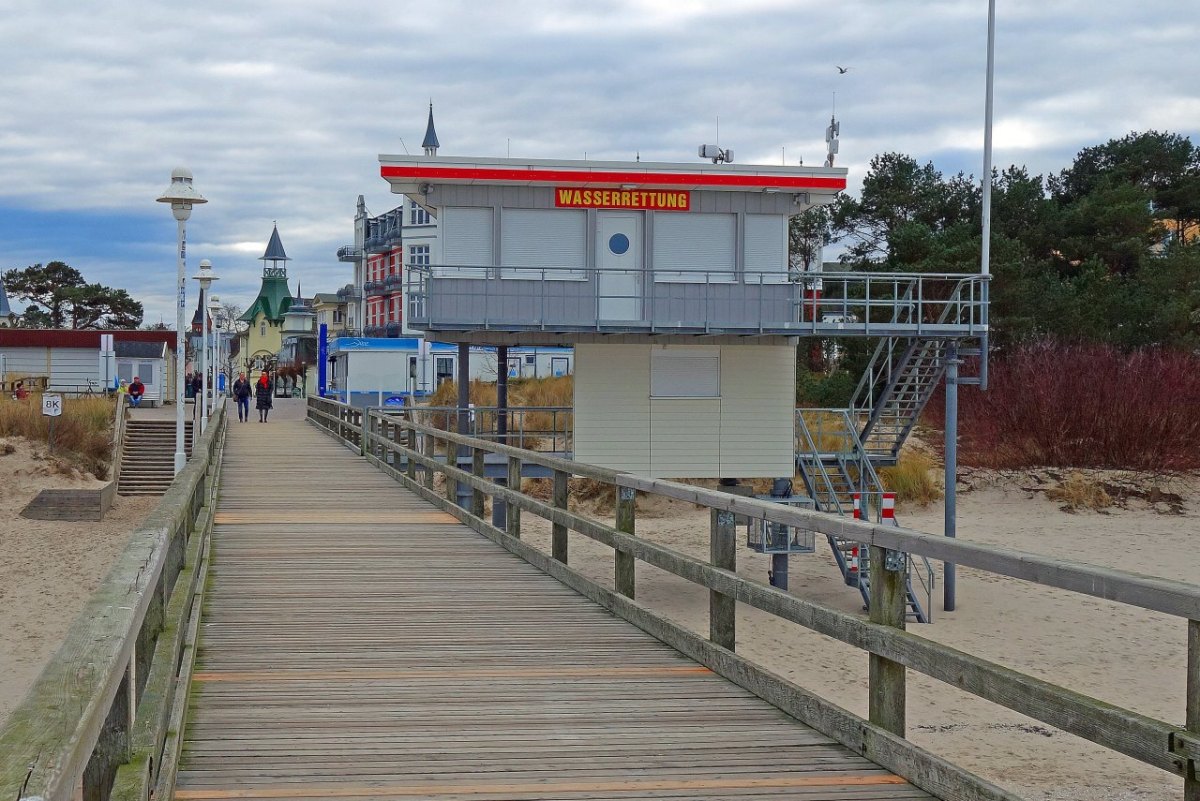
[156,167,207,221]
[192,258,218,289]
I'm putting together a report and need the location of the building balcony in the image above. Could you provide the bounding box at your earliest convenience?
[363,325,386,337]
[383,273,405,289]
[385,322,404,337]
[336,286,362,301]
[405,266,989,339]
[363,281,389,296]
[336,245,362,262]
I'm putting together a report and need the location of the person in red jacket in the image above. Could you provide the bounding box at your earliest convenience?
[128,377,146,407]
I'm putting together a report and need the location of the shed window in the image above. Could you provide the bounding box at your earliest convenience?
[653,213,736,283]
[744,214,789,284]
[650,347,720,398]
[439,207,494,278]
[501,208,586,280]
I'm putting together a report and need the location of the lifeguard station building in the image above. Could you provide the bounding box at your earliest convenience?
[380,155,849,479]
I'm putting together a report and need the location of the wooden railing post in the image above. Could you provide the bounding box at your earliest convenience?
[506,456,522,539]
[471,447,486,518]
[1186,618,1199,801]
[552,469,569,564]
[405,424,417,481]
[444,436,457,504]
[709,508,736,650]
[615,486,636,598]
[422,430,435,490]
[868,545,907,737]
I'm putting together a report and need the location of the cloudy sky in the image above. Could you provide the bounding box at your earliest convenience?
[1,0,1197,326]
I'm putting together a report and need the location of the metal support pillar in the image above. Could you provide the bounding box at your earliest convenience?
[455,343,471,509]
[496,345,508,445]
[770,553,789,591]
[944,342,959,612]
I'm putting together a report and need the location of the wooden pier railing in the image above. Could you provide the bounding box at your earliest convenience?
[0,406,227,801]
[310,397,1199,801]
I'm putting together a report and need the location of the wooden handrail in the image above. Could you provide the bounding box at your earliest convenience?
[304,396,1200,800]
[0,407,227,801]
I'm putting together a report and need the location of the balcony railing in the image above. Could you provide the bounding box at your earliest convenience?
[405,265,989,338]
[336,245,362,262]
[363,281,389,296]
[336,286,363,301]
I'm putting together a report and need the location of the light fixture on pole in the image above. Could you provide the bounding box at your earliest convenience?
[157,167,207,474]
[209,294,222,417]
[192,259,218,436]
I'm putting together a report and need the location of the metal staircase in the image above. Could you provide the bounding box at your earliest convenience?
[795,410,933,623]
[851,337,947,466]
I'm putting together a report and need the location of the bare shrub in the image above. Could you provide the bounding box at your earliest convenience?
[926,342,1200,471]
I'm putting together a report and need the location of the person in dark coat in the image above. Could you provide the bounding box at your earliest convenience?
[232,372,252,422]
[255,372,273,422]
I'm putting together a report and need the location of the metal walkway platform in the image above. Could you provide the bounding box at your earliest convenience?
[175,417,934,800]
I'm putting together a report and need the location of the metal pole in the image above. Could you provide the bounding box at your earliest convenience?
[174,218,187,474]
[198,284,207,436]
[496,345,508,445]
[981,0,996,278]
[456,342,471,509]
[943,342,959,611]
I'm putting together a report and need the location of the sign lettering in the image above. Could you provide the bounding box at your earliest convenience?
[42,394,62,417]
[555,187,690,211]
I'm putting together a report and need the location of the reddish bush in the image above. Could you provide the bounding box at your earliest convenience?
[925,342,1200,471]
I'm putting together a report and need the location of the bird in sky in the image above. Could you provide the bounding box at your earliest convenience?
[836,65,850,74]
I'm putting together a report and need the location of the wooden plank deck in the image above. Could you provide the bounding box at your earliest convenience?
[176,414,934,801]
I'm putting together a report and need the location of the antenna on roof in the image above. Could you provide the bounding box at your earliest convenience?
[398,137,410,155]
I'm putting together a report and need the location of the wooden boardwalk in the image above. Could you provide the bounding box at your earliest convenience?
[176,413,934,801]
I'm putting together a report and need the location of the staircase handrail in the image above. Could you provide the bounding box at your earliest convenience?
[794,410,846,514]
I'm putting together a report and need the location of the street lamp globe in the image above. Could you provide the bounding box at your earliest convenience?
[157,167,207,474]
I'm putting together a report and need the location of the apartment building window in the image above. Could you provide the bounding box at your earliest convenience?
[409,244,431,268]
[410,200,431,226]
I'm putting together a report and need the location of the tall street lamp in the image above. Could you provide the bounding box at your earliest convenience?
[209,294,223,417]
[192,259,218,436]
[157,168,207,474]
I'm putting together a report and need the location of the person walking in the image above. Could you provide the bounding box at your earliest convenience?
[191,373,203,419]
[232,372,252,423]
[255,371,273,422]
[128,376,145,407]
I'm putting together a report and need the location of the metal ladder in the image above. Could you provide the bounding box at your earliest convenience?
[795,410,933,623]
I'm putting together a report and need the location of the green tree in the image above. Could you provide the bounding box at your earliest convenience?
[3,261,144,329]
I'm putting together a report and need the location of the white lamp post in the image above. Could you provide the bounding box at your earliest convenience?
[157,168,207,474]
[209,294,222,417]
[192,259,218,436]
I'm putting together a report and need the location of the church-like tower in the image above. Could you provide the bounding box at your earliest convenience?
[238,224,296,370]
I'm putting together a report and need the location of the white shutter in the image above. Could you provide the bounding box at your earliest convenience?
[653,213,735,283]
[439,207,493,278]
[650,346,720,397]
[744,214,788,284]
[501,208,586,280]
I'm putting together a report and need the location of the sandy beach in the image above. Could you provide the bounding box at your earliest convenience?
[0,437,156,727]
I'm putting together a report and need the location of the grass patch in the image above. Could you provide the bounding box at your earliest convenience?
[425,376,573,438]
[1045,472,1114,512]
[0,394,115,477]
[879,450,943,507]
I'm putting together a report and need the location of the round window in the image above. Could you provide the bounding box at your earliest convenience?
[608,233,630,255]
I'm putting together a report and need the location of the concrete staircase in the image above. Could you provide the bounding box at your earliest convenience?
[117,420,194,496]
